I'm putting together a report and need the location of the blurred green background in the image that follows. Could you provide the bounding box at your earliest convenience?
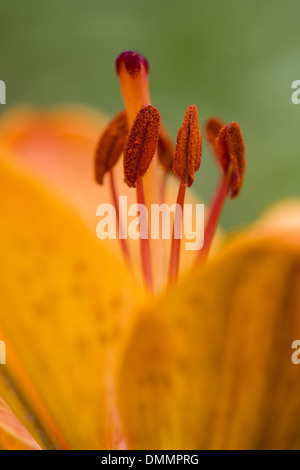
[0,0,299,229]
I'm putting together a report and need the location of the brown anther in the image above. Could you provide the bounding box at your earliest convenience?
[157,124,175,172]
[95,110,128,184]
[205,117,224,146]
[123,104,161,188]
[172,104,202,187]
[216,122,246,198]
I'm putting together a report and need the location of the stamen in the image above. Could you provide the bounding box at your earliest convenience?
[117,51,164,292]
[197,121,246,264]
[94,110,128,185]
[169,105,202,284]
[172,104,202,187]
[122,104,160,291]
[216,122,246,198]
[94,111,132,265]
[123,104,161,188]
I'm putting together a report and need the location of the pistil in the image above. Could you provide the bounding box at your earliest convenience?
[116,52,161,202]
[117,52,164,291]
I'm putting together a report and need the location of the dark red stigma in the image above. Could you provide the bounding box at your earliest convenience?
[116,51,149,76]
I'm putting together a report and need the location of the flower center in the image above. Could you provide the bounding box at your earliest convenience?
[94,51,246,293]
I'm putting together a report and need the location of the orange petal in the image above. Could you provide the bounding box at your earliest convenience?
[0,151,143,449]
[251,198,300,241]
[116,232,300,449]
[0,396,40,450]
[0,107,136,237]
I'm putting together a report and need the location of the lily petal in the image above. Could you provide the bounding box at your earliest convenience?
[116,233,300,449]
[0,106,139,235]
[0,396,41,450]
[0,151,142,449]
[252,198,300,240]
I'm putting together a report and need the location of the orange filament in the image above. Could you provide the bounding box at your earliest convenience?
[136,177,153,292]
[197,166,233,264]
[168,181,186,285]
[172,105,202,187]
[123,104,161,188]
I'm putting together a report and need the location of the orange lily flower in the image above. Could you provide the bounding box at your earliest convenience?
[0,51,300,450]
